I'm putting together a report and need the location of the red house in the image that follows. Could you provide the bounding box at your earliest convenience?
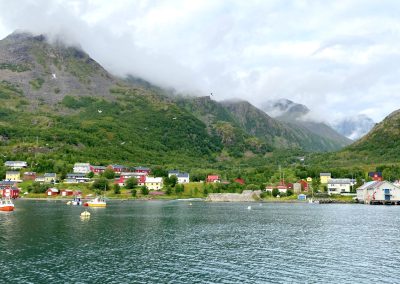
[234,178,245,185]
[298,180,309,191]
[108,165,130,174]
[23,172,37,181]
[90,166,106,175]
[134,166,151,174]
[46,188,59,196]
[2,187,20,199]
[368,172,383,181]
[60,189,74,197]
[207,175,220,183]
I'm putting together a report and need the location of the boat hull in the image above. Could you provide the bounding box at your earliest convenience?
[87,203,106,208]
[0,205,14,212]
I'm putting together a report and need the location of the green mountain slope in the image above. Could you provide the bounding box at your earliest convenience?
[310,109,400,167]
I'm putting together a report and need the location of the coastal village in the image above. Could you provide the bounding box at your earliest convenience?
[1,160,400,205]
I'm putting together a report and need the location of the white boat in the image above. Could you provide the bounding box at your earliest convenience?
[72,196,83,206]
[0,198,15,212]
[84,196,106,208]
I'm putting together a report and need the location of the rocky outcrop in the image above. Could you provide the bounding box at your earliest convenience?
[206,190,261,202]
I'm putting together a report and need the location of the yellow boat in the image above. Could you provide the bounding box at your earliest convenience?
[84,196,106,207]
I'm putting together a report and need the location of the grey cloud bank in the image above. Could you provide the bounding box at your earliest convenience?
[0,0,399,122]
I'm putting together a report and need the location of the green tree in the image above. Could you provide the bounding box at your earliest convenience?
[92,178,109,191]
[175,184,184,195]
[102,168,115,179]
[287,189,293,197]
[27,182,49,193]
[87,171,94,178]
[141,185,149,195]
[272,188,280,197]
[131,188,137,197]
[245,184,259,191]
[125,177,138,189]
[165,186,173,195]
[114,183,121,194]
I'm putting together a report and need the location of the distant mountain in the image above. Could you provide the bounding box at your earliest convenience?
[261,98,352,149]
[221,100,350,152]
[262,98,309,120]
[332,114,375,140]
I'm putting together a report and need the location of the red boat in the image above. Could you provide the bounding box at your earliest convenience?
[0,198,14,212]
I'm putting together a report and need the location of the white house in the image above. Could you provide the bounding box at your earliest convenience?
[145,177,163,190]
[327,179,352,195]
[357,181,400,204]
[168,170,190,184]
[73,163,91,174]
[64,173,90,183]
[4,161,27,169]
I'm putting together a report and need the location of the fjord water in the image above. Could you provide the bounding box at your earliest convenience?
[1,201,400,283]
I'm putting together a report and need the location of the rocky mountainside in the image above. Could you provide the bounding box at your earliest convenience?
[0,32,115,105]
[332,114,375,140]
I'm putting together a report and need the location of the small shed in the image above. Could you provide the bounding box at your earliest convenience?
[60,189,74,197]
[46,188,59,196]
[298,194,307,200]
[293,183,302,194]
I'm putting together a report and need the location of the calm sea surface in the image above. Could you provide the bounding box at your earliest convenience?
[1,200,400,283]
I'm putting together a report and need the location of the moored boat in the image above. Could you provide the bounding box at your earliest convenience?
[84,196,106,207]
[0,198,15,212]
[72,196,83,206]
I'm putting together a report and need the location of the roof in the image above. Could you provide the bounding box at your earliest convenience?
[92,166,106,169]
[74,163,90,167]
[327,178,351,185]
[6,171,20,174]
[110,164,129,170]
[5,161,27,165]
[207,175,219,179]
[368,172,382,177]
[44,173,56,177]
[168,170,180,174]
[320,173,331,176]
[177,172,189,178]
[24,172,36,175]
[67,173,86,177]
[135,166,151,171]
[47,188,59,192]
[0,180,16,185]
[145,177,163,183]
[357,181,399,190]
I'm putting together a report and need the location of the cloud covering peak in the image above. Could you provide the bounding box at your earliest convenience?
[0,0,399,122]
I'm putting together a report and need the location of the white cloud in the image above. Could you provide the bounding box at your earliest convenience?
[0,0,399,122]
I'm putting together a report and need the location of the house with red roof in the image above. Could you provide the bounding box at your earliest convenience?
[207,175,220,183]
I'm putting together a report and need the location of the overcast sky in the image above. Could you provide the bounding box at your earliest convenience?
[0,0,399,122]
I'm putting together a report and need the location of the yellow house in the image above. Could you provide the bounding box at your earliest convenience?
[145,177,163,190]
[6,171,21,182]
[320,173,331,184]
[44,173,57,183]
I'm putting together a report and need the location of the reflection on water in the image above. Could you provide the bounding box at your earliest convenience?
[1,200,400,283]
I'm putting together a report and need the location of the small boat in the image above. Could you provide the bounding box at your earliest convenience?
[72,196,83,206]
[84,196,106,208]
[80,210,91,217]
[0,198,15,212]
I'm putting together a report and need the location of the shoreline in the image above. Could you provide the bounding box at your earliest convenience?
[16,197,356,204]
